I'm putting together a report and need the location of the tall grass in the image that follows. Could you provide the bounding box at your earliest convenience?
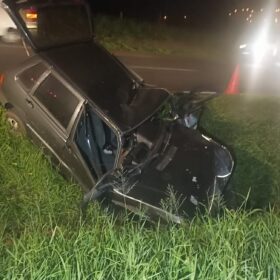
[1,208,280,279]
[0,94,280,279]
[202,94,280,209]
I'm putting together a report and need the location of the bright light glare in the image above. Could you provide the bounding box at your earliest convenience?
[252,40,268,64]
[239,44,247,49]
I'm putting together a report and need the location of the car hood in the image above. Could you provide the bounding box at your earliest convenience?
[115,124,233,217]
[41,42,170,132]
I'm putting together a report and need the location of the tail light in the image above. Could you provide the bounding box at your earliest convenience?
[25,12,37,20]
[25,7,37,21]
[23,8,38,29]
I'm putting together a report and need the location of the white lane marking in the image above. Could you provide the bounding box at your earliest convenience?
[130,65,197,72]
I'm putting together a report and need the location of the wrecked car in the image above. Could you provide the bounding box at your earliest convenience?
[0,0,234,222]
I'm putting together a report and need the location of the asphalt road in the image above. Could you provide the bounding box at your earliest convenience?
[116,52,233,93]
[0,41,233,93]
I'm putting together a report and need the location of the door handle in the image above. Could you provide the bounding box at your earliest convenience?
[25,99,34,108]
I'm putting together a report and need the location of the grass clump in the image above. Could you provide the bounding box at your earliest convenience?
[0,93,280,279]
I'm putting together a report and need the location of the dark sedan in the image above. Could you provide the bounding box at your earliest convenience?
[0,0,234,222]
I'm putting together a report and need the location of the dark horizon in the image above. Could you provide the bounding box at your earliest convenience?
[89,0,230,27]
[89,0,278,27]
[88,0,280,32]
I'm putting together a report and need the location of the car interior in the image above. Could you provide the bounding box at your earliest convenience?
[75,104,117,179]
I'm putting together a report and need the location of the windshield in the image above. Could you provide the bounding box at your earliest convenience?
[14,0,92,49]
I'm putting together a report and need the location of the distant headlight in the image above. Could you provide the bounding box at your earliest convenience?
[252,41,269,58]
[239,41,278,61]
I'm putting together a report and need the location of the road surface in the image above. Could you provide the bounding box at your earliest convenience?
[0,41,235,93]
[116,52,233,92]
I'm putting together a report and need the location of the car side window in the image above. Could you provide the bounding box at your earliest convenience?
[33,74,80,129]
[17,63,47,90]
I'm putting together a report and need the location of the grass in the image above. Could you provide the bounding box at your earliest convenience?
[202,94,280,209]
[0,94,280,279]
[94,16,233,62]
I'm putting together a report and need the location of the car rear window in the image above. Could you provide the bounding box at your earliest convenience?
[17,63,47,90]
[34,74,80,129]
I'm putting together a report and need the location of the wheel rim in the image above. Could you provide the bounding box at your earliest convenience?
[7,117,19,130]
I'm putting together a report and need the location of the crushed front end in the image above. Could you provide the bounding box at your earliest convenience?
[108,92,234,221]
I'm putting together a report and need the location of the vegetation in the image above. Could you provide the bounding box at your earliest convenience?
[94,16,233,62]
[202,94,280,209]
[0,94,280,279]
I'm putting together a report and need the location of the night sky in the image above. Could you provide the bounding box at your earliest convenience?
[89,0,272,28]
[90,0,230,21]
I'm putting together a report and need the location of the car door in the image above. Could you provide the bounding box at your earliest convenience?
[23,69,95,190]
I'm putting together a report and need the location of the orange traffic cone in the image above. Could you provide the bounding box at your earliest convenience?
[225,64,240,95]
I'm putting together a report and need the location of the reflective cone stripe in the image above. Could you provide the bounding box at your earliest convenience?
[225,64,240,95]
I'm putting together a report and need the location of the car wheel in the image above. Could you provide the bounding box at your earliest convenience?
[1,28,20,44]
[5,110,26,136]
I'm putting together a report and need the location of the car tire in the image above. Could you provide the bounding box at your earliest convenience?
[5,110,26,136]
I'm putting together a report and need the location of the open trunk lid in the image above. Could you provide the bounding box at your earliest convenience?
[2,0,93,51]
